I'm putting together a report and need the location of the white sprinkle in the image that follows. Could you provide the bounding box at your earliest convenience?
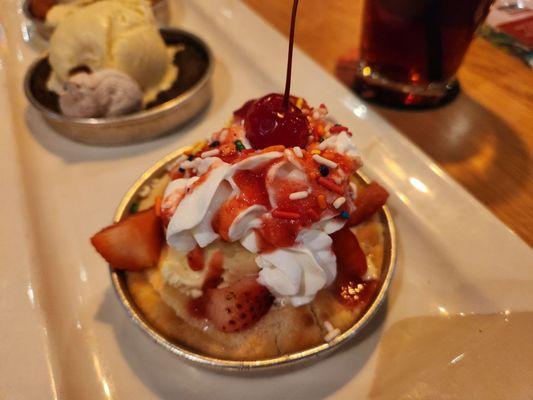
[324,320,334,332]
[289,191,309,200]
[284,149,292,158]
[201,149,220,158]
[337,169,346,178]
[333,197,346,209]
[312,110,320,120]
[312,154,338,169]
[293,146,303,158]
[137,185,151,198]
[332,176,343,185]
[349,182,358,199]
[324,328,341,342]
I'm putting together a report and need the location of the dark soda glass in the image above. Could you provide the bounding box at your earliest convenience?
[354,0,494,107]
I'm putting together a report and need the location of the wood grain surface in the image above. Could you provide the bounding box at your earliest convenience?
[244,0,533,245]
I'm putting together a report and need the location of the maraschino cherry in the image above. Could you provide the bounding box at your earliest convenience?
[235,0,309,149]
[243,93,308,149]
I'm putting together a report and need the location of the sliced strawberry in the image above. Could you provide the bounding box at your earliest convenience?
[90,207,163,271]
[205,276,273,332]
[331,227,367,278]
[186,245,204,271]
[348,182,389,226]
[331,227,369,306]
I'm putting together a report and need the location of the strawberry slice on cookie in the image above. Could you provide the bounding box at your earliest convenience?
[90,207,164,271]
[205,276,274,332]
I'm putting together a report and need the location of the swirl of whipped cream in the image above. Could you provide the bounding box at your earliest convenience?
[165,152,283,251]
[165,157,232,251]
[256,229,336,306]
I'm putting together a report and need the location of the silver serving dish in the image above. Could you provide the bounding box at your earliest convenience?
[23,28,212,145]
[22,0,170,41]
[109,147,397,371]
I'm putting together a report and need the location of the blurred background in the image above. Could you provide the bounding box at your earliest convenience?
[245,0,532,245]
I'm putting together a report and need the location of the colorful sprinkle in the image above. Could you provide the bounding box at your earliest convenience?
[234,140,245,151]
[154,196,162,217]
[261,145,286,153]
[289,191,309,200]
[209,140,220,148]
[313,154,338,169]
[330,124,348,134]
[317,194,327,209]
[201,149,220,158]
[349,182,358,199]
[340,211,350,219]
[129,202,139,214]
[317,177,344,194]
[192,140,207,154]
[311,149,322,155]
[333,197,346,209]
[319,165,329,177]
[272,209,301,219]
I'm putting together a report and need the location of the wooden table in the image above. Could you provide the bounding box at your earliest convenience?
[244,0,533,245]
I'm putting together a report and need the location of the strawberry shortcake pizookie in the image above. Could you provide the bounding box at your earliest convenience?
[91,93,389,360]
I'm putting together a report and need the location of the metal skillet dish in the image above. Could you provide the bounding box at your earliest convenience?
[108,147,397,371]
[23,28,212,145]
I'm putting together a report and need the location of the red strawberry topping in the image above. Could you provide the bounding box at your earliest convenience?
[205,276,273,332]
[90,207,163,271]
[331,227,378,309]
[348,182,389,226]
[186,246,205,271]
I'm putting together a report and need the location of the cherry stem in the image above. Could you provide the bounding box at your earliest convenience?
[283,0,299,110]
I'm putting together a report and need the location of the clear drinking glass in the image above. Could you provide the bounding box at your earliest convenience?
[353,0,495,107]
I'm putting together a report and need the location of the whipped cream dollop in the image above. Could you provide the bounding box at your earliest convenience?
[59,69,143,118]
[256,229,336,306]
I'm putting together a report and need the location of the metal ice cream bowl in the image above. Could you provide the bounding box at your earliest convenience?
[22,0,171,41]
[23,28,213,146]
[109,148,397,371]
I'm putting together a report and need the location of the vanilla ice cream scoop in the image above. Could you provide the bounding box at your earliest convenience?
[59,69,143,118]
[48,0,176,104]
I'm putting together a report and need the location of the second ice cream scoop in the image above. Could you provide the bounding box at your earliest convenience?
[59,69,143,118]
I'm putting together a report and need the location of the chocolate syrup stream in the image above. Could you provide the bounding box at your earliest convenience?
[282,0,299,110]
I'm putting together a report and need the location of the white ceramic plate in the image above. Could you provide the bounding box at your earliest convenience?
[1,0,532,399]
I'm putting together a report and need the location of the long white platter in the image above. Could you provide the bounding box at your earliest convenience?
[1,0,532,398]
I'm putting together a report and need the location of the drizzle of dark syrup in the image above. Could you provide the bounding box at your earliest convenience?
[237,0,310,150]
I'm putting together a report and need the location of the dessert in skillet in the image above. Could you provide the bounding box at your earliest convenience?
[42,0,178,118]
[91,95,389,359]
[90,0,390,360]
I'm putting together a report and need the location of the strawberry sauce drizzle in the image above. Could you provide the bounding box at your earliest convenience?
[188,250,224,318]
[186,246,204,271]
